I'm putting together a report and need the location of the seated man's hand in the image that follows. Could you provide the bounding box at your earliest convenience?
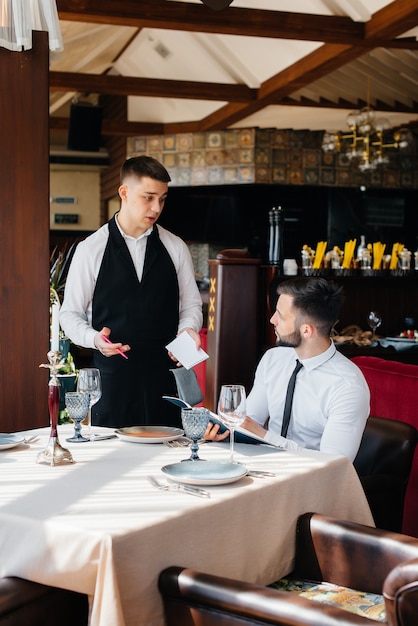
[204,421,230,442]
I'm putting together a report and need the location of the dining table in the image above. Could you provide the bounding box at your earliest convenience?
[0,424,374,626]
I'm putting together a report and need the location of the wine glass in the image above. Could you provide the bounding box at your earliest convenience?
[181,408,210,461]
[77,368,102,440]
[367,311,382,342]
[65,392,90,443]
[217,384,246,464]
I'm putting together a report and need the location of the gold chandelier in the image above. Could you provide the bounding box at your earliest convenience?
[322,83,413,172]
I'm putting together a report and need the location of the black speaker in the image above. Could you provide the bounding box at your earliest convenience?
[67,103,103,152]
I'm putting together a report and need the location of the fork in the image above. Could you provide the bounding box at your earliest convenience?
[147,475,211,498]
[22,435,39,444]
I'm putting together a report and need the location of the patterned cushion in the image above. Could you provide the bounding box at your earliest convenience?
[269,578,386,622]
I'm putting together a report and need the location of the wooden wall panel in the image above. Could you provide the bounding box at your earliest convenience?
[0,32,50,431]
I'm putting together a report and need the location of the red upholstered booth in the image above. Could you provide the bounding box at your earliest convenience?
[352,356,418,537]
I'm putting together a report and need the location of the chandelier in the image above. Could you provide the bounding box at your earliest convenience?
[322,85,413,172]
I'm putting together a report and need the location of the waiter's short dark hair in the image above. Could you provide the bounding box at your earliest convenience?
[120,156,171,184]
[277,276,344,336]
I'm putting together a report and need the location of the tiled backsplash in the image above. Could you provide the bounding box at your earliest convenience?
[188,243,224,281]
[127,127,417,189]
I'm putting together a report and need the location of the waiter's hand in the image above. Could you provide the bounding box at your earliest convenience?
[179,328,201,349]
[168,328,202,366]
[94,327,131,358]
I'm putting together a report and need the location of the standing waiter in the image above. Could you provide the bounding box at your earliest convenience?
[60,156,203,429]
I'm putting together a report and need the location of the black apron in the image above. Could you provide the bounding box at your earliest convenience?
[91,217,181,428]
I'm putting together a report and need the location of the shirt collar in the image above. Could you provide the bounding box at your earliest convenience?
[299,340,336,372]
[115,213,153,242]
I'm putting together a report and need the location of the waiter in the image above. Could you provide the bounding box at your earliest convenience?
[60,156,203,429]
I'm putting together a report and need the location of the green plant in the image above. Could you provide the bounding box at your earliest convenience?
[57,351,77,375]
[50,242,76,305]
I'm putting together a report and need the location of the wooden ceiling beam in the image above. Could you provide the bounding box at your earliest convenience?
[364,0,418,41]
[49,71,257,102]
[56,0,418,48]
[196,44,365,130]
[56,0,365,43]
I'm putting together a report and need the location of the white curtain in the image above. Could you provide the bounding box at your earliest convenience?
[0,0,63,52]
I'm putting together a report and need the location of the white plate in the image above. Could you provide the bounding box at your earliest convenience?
[115,426,184,444]
[161,461,248,486]
[385,337,417,343]
[0,433,25,450]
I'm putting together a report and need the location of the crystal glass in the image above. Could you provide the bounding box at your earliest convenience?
[217,384,246,463]
[367,311,382,342]
[77,368,102,440]
[181,408,210,461]
[65,391,90,442]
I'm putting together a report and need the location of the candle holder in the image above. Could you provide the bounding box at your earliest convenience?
[37,350,74,466]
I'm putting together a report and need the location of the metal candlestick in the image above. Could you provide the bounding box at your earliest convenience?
[37,350,74,466]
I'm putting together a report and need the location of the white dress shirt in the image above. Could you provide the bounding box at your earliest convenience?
[246,342,370,461]
[60,221,203,349]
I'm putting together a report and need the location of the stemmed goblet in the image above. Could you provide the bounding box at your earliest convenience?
[218,384,246,463]
[367,311,382,342]
[77,368,102,440]
[181,408,210,461]
[65,392,90,442]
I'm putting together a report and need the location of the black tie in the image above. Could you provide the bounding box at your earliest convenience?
[281,360,303,438]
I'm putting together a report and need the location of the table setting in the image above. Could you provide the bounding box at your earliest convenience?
[0,365,375,626]
[0,413,374,626]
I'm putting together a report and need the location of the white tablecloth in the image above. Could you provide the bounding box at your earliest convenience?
[0,426,373,626]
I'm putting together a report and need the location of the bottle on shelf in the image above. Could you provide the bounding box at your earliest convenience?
[268,206,284,274]
[356,235,367,261]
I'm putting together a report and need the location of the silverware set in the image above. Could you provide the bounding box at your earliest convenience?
[147,475,211,498]
[147,469,276,499]
[22,435,39,444]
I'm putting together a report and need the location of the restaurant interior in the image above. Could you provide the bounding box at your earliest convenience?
[1,1,418,624]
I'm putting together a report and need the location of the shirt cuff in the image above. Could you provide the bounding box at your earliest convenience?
[264,431,300,451]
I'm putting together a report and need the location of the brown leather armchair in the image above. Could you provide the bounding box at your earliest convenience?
[159,513,418,626]
[353,416,418,532]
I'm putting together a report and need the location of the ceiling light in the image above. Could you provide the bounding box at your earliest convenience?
[322,81,413,172]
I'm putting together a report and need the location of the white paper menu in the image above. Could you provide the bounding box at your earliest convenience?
[165,332,209,370]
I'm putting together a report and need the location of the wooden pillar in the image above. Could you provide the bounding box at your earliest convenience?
[0,32,50,431]
[206,252,262,412]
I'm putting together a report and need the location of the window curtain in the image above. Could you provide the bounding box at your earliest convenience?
[0,0,63,51]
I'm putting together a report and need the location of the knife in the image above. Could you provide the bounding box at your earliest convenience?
[247,470,276,478]
[147,475,211,498]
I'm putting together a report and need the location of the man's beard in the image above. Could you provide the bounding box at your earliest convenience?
[275,327,302,348]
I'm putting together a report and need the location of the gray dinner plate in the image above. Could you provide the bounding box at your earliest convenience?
[161,460,247,486]
[0,433,25,451]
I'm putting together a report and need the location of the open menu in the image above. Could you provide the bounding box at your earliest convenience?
[162,396,268,445]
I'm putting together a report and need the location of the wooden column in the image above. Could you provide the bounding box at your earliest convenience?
[206,252,262,412]
[0,32,50,431]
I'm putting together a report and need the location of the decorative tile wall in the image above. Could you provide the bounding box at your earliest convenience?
[127,127,418,190]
